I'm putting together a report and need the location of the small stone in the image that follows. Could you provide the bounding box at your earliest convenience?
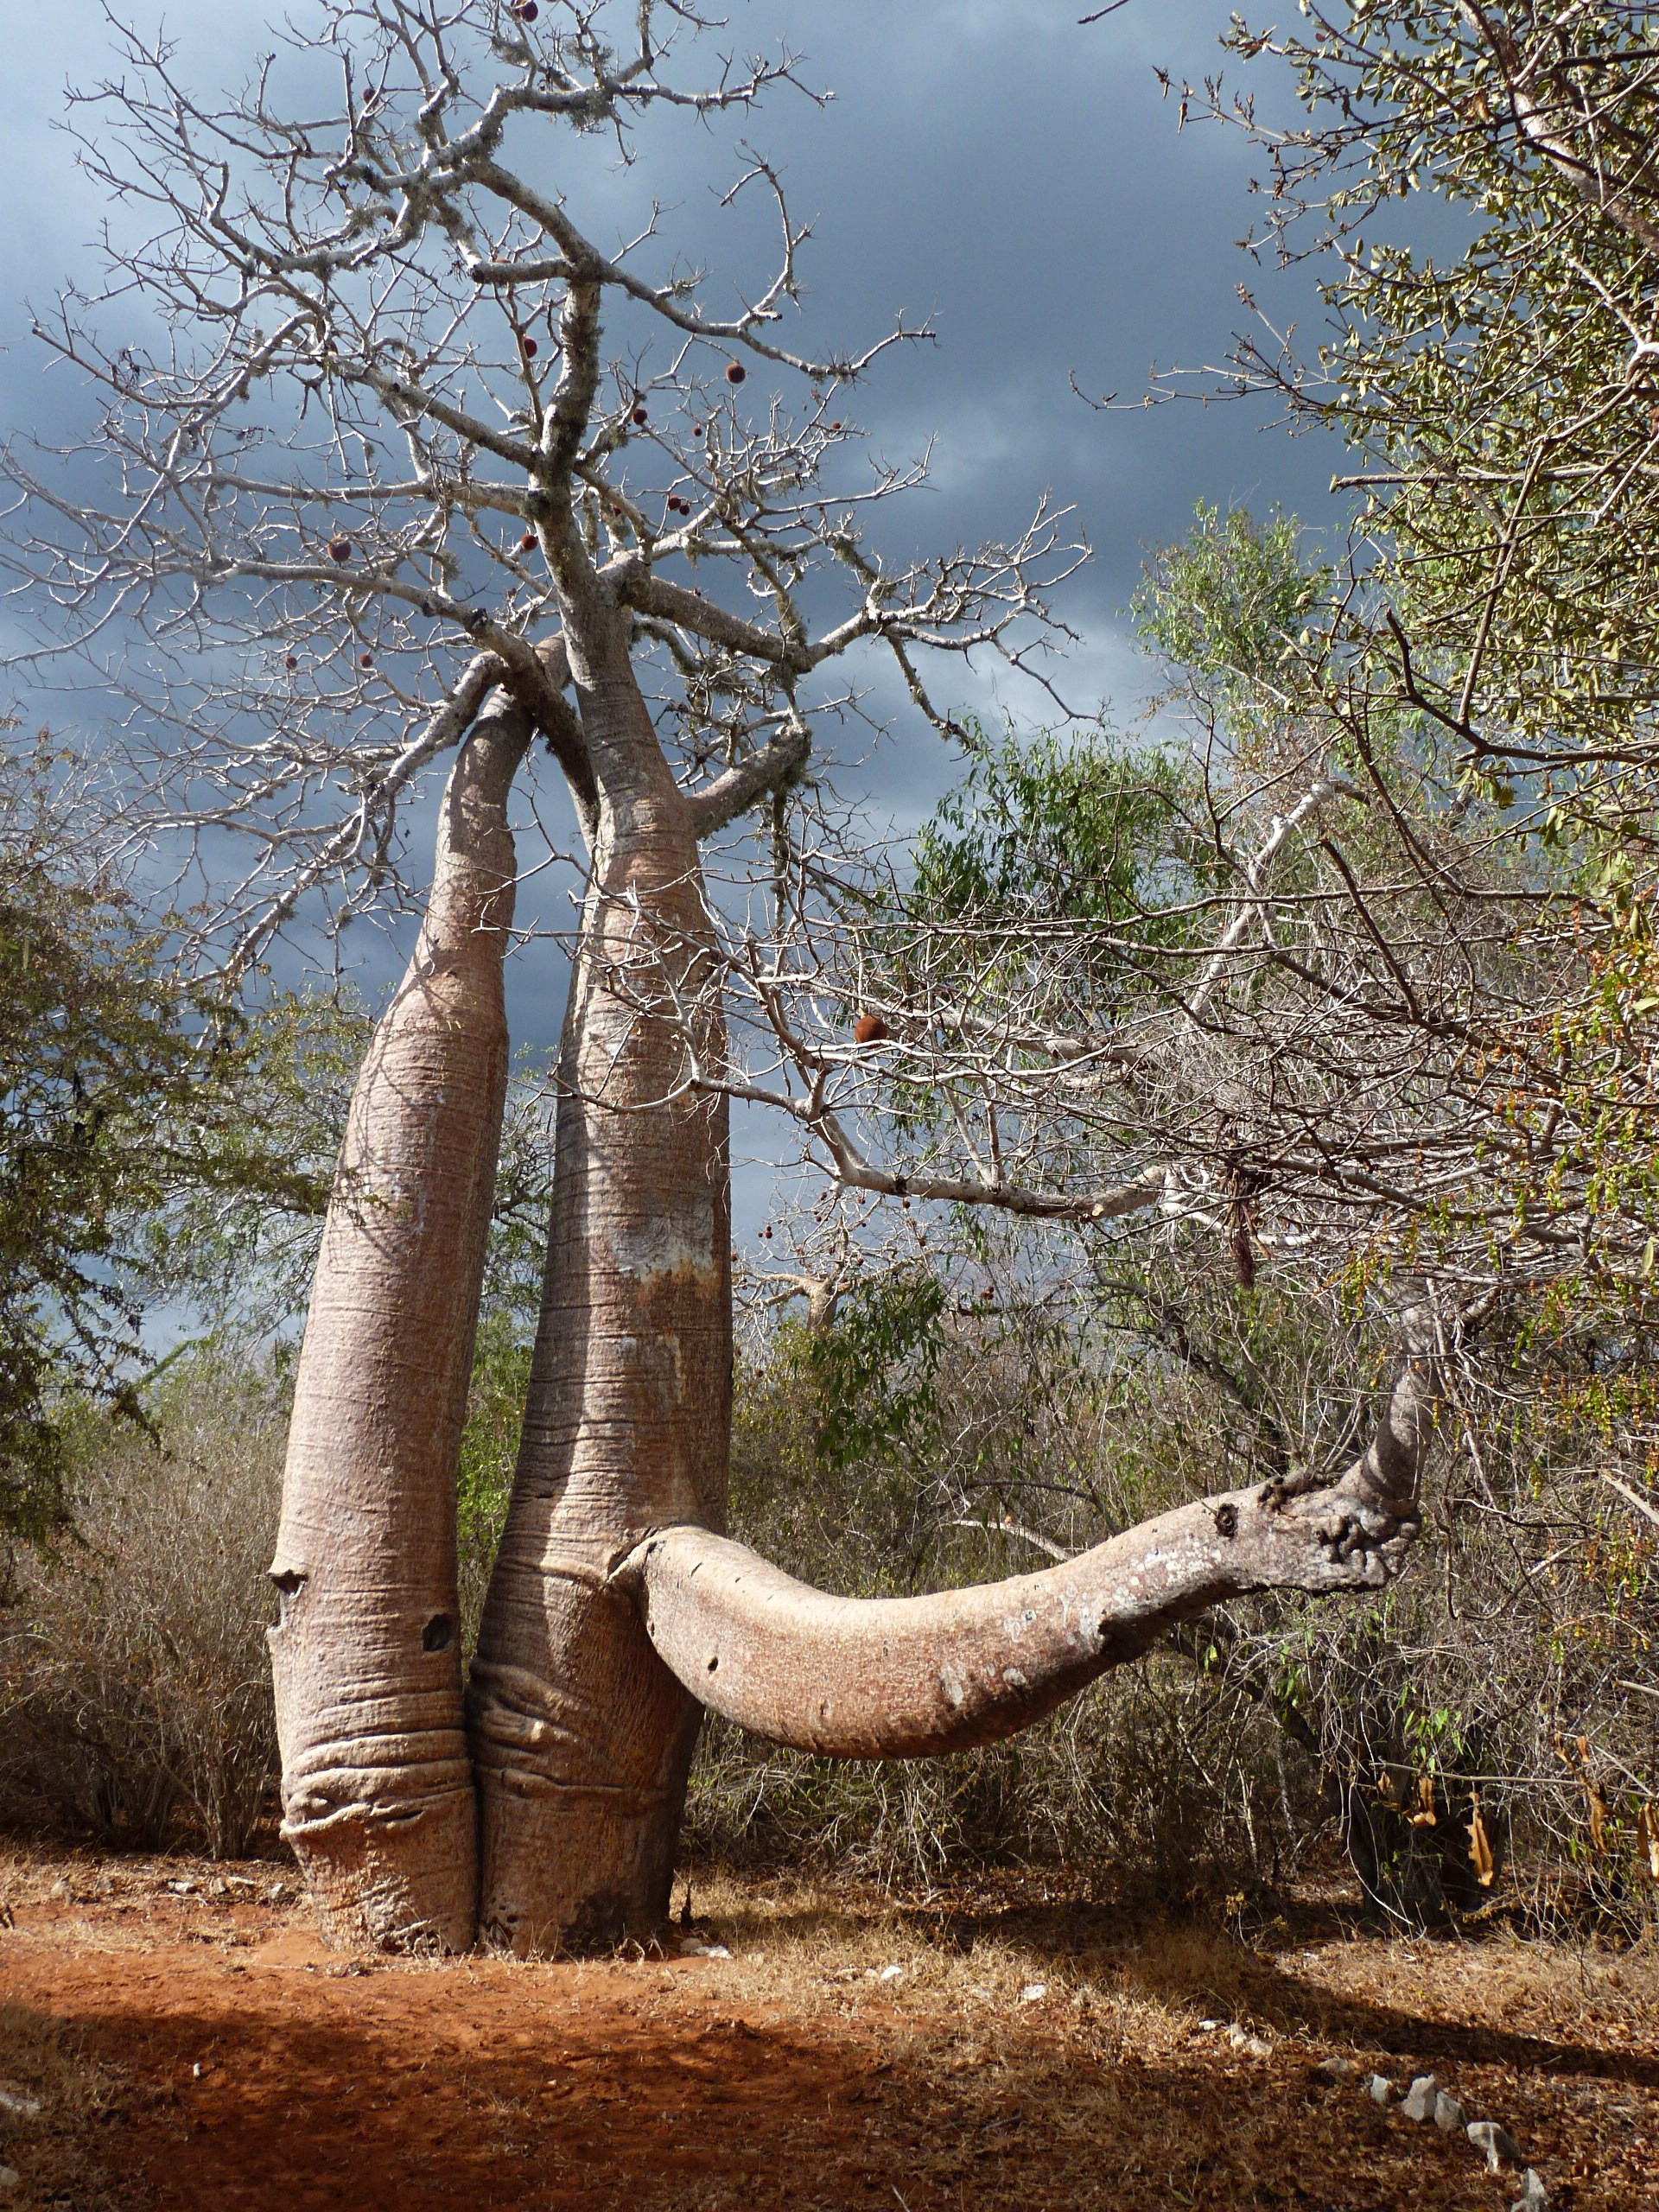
[1018,1983,1047,2005]
[1400,2074,1440,2122]
[168,1879,197,1896]
[1315,2056,1362,2083]
[677,1938,709,1956]
[702,1943,732,1960]
[0,2167,19,2193]
[1467,2121,1523,2172]
[877,1964,904,1984]
[0,2090,40,2119]
[1433,2090,1467,2134]
[1197,2018,1223,2033]
[1513,2171,1548,2211]
[1366,2074,1396,2106]
[1242,2035,1272,2058]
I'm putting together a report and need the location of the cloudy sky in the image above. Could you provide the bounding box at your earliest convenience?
[0,0,1345,1224]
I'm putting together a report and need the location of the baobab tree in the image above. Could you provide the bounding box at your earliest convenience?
[3,0,1447,1955]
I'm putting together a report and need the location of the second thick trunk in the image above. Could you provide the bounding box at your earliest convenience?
[470,708,729,1955]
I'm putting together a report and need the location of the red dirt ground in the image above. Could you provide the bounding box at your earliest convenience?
[1,1847,1655,2211]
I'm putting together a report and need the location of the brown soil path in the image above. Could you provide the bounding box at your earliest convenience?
[0,1847,1654,2210]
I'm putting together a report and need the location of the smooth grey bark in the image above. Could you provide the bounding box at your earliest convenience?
[622,1320,1438,1758]
[270,699,529,1951]
[470,627,731,1956]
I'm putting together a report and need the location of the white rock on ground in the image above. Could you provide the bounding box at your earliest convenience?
[1226,2025,1271,2056]
[1018,1983,1047,2004]
[1366,2075,1396,2106]
[1434,2091,1468,2134]
[877,1965,904,1984]
[0,2169,19,2193]
[1400,2075,1440,2122]
[1513,2171,1548,2210]
[0,2092,40,2120]
[1315,2056,1362,2083]
[1467,2121,1524,2172]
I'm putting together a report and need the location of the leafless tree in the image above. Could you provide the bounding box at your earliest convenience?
[3,0,1452,1955]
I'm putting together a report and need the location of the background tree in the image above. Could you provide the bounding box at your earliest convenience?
[0,728,339,1539]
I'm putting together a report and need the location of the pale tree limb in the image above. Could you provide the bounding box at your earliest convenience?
[620,1311,1440,1758]
[686,717,810,837]
[1459,1,1659,260]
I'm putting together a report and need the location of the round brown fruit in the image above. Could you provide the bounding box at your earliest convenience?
[359,651,374,669]
[631,404,648,426]
[514,1,539,19]
[724,360,747,385]
[327,537,352,562]
[520,531,537,551]
[829,422,842,432]
[283,654,298,671]
[522,335,538,358]
[853,1013,890,1046]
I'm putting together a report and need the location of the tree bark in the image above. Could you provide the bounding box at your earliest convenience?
[270,697,529,1952]
[622,1323,1437,1758]
[470,665,730,1957]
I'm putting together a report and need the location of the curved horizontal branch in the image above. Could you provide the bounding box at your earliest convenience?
[619,1314,1438,1758]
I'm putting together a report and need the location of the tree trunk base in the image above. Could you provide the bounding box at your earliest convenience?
[470,1564,702,1955]
[280,1786,478,1955]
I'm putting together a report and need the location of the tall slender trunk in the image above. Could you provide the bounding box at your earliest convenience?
[471,677,730,1957]
[270,701,529,1952]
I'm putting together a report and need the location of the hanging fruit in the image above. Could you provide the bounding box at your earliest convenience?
[522,335,538,359]
[853,1014,889,1046]
[632,404,649,426]
[724,361,747,385]
[520,531,537,551]
[327,537,352,563]
[283,654,298,671]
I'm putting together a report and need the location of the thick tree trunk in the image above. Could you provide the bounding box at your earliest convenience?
[270,699,529,1952]
[470,677,729,1957]
[623,1322,1438,1757]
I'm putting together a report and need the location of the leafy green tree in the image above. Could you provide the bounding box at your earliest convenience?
[1206,3,1659,838]
[0,739,338,1536]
